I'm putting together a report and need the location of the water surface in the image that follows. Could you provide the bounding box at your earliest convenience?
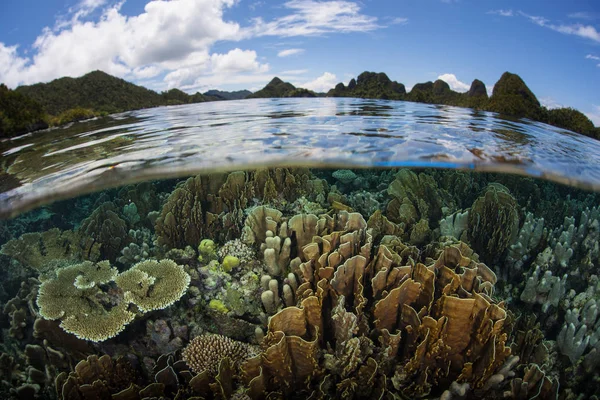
[1,97,600,217]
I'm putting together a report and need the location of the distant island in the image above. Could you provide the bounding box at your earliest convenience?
[1,70,598,140]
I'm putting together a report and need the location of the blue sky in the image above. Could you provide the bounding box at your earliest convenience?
[1,0,599,124]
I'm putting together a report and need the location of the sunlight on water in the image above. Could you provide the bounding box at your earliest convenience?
[2,98,600,218]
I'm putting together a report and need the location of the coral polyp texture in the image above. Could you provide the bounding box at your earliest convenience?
[1,168,599,399]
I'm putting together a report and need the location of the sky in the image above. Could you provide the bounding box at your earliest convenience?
[0,0,599,124]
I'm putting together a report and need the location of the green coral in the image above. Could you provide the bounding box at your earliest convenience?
[222,255,240,273]
[467,184,520,262]
[115,259,191,312]
[198,238,218,263]
[36,258,190,341]
[208,299,230,314]
[0,228,100,271]
[36,261,130,341]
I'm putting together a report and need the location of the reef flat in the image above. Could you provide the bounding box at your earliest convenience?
[0,168,599,399]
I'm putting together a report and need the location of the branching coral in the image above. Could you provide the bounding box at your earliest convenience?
[182,334,258,376]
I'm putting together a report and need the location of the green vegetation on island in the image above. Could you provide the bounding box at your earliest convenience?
[15,70,166,115]
[2,70,598,140]
[203,89,252,101]
[327,71,599,139]
[0,83,48,135]
[246,77,319,98]
[329,72,406,100]
[1,71,215,137]
[160,88,207,106]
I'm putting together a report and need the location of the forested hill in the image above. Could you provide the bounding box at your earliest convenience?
[327,71,599,139]
[246,77,319,98]
[1,71,210,137]
[2,70,598,140]
[15,71,204,115]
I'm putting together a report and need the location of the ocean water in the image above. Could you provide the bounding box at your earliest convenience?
[1,98,599,399]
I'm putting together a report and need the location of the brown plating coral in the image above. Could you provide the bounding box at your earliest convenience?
[239,212,512,399]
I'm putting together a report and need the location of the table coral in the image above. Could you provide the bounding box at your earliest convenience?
[115,259,191,312]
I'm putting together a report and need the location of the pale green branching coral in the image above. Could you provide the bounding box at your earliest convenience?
[115,259,190,312]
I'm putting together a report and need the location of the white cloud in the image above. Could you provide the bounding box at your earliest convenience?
[130,65,163,79]
[277,48,305,57]
[568,12,596,21]
[281,69,308,75]
[585,105,600,127]
[210,49,269,74]
[486,85,494,97]
[437,73,470,92]
[390,17,408,25]
[487,9,514,17]
[247,0,379,37]
[300,72,338,92]
[0,43,29,87]
[248,1,265,11]
[540,97,564,110]
[163,48,269,88]
[0,0,382,90]
[521,11,600,43]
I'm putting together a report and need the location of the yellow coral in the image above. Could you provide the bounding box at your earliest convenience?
[208,299,230,314]
[116,259,190,312]
[199,239,217,256]
[221,255,240,273]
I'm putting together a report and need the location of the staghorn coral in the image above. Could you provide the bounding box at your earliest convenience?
[182,334,258,376]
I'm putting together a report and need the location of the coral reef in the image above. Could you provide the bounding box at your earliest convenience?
[1,168,600,399]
